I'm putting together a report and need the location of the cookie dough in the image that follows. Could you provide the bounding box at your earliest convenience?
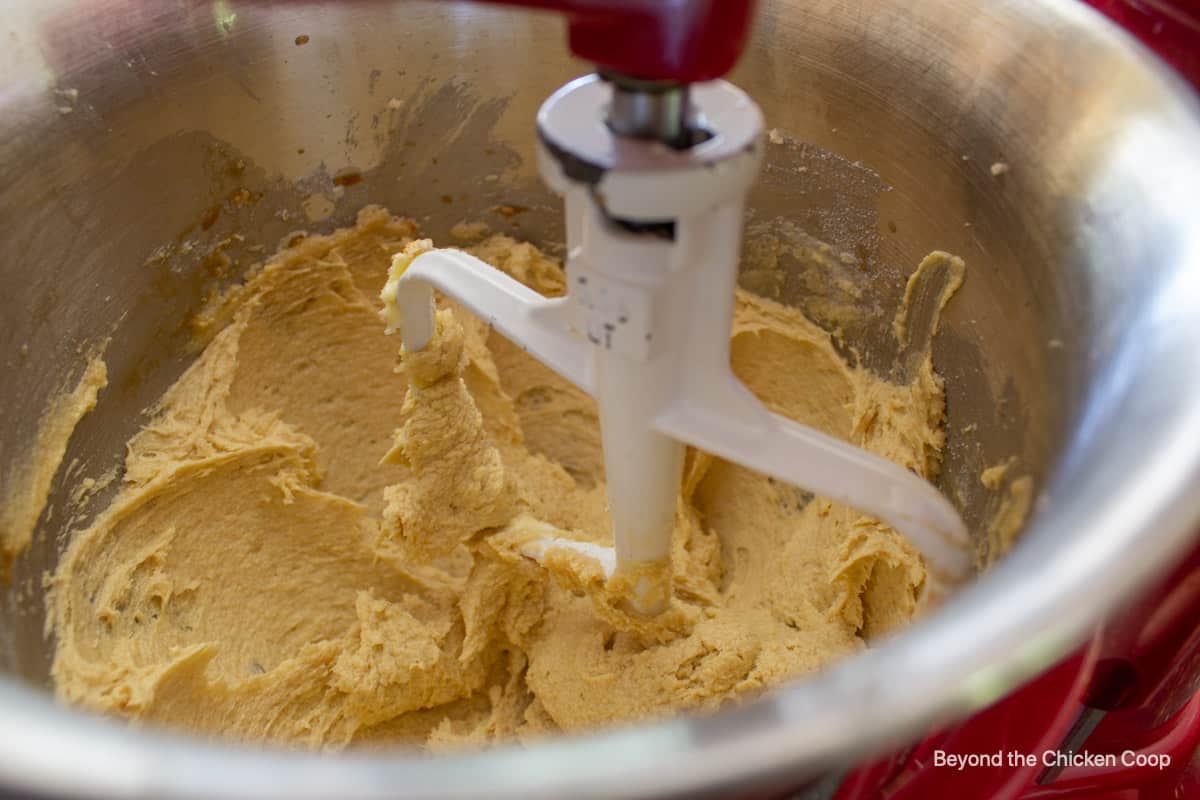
[1,353,106,581]
[49,206,955,749]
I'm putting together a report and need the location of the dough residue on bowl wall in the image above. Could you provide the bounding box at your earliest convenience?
[1,353,107,582]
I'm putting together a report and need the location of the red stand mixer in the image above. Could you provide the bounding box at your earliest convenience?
[0,1,1197,798]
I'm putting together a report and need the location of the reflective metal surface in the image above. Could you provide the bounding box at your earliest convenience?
[0,0,1199,797]
[605,77,692,146]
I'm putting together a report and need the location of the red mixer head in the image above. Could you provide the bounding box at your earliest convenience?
[483,0,758,82]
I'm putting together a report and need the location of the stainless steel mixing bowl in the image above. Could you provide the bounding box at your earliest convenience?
[1,0,1199,797]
